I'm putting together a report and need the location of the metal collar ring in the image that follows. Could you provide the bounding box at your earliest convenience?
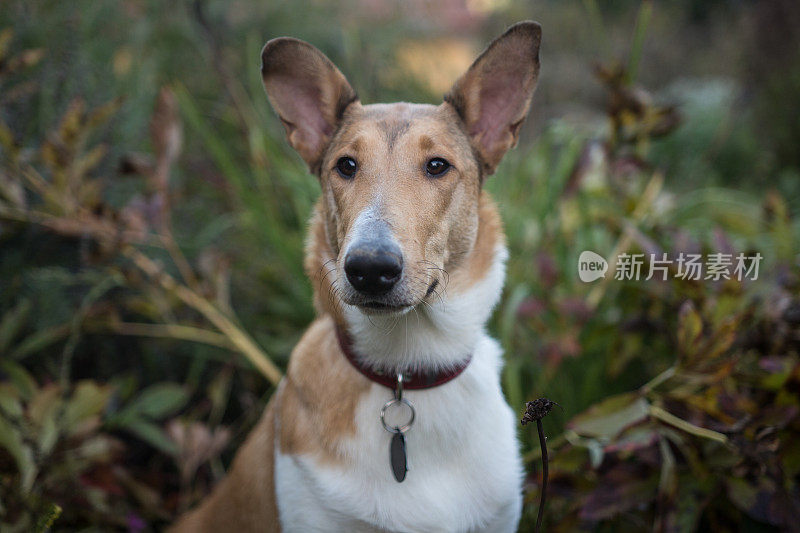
[380,398,415,433]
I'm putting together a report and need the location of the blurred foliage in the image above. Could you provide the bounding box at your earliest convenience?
[1,0,799,531]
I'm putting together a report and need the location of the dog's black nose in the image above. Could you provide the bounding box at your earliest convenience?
[344,245,403,296]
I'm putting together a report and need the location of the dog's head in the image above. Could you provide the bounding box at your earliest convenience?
[261,22,540,316]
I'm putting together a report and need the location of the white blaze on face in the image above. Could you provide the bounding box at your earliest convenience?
[343,203,400,260]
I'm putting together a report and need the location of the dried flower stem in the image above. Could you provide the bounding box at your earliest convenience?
[123,246,283,385]
[522,398,557,532]
[101,321,235,351]
[535,419,548,532]
[161,231,201,291]
[0,204,163,246]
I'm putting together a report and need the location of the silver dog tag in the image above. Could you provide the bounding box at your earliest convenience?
[390,431,407,482]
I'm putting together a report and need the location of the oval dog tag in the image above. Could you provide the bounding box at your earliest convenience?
[390,431,407,482]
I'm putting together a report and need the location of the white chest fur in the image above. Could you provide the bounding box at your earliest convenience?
[275,334,523,533]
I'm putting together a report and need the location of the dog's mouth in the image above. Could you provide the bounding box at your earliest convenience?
[343,278,440,315]
[357,301,411,315]
[361,301,401,309]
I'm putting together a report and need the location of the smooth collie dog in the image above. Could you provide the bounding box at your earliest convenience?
[173,20,541,533]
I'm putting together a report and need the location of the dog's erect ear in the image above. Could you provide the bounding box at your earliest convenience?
[445,21,541,175]
[261,38,357,170]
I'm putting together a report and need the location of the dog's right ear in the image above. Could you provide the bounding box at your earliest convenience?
[261,38,357,170]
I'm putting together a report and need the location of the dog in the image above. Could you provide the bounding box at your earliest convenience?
[172,20,541,533]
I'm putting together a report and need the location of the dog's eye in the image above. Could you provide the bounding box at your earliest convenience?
[336,157,358,179]
[425,158,450,177]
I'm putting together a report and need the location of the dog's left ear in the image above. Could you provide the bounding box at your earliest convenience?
[261,37,357,171]
[445,21,541,175]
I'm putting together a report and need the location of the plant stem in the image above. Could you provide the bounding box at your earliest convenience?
[0,204,164,246]
[524,433,566,463]
[641,365,676,394]
[102,321,235,351]
[123,246,283,385]
[581,0,610,58]
[161,230,201,292]
[536,419,548,533]
[627,0,653,84]
[521,399,556,532]
[649,405,728,444]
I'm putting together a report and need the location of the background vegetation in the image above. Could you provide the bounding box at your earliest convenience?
[1,0,799,531]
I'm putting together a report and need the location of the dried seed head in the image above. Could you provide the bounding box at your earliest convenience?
[521,398,557,425]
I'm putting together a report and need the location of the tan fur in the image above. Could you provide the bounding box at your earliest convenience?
[449,193,505,293]
[277,316,370,460]
[313,102,484,312]
[172,21,540,531]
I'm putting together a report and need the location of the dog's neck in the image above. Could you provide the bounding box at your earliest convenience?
[306,193,506,373]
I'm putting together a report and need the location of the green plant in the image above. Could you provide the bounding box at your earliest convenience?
[0,357,192,529]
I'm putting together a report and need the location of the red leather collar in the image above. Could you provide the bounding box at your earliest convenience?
[335,326,471,390]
